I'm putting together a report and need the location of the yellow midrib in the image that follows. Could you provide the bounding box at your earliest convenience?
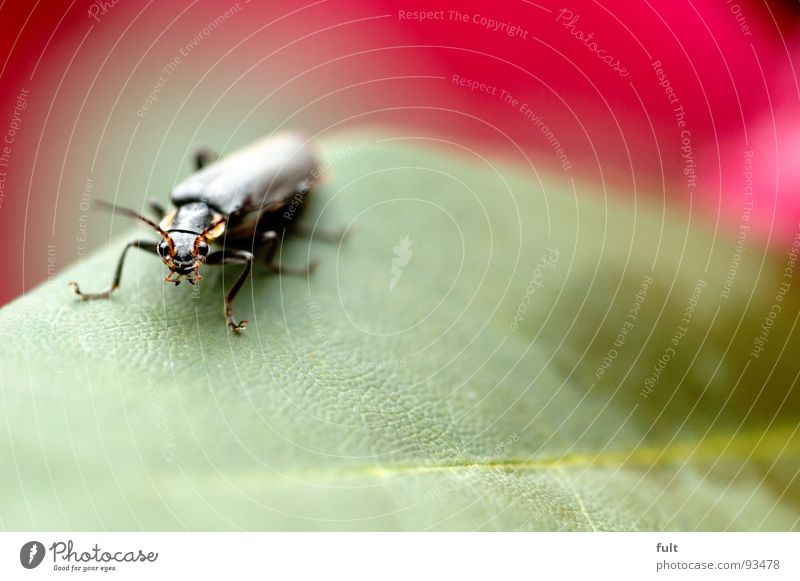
[297,423,800,481]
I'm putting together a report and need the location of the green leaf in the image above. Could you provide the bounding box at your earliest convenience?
[1,134,799,531]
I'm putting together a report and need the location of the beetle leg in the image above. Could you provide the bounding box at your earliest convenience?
[261,230,279,257]
[260,230,318,275]
[193,146,219,170]
[205,249,253,332]
[148,199,167,220]
[68,239,157,300]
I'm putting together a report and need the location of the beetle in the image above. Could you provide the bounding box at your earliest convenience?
[69,132,329,332]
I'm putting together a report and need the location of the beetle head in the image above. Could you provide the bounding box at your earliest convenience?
[158,231,209,285]
[90,200,225,286]
[158,218,224,285]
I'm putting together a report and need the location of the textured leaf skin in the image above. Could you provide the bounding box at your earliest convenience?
[1,135,799,531]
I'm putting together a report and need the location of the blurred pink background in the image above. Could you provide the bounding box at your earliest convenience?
[1,0,799,306]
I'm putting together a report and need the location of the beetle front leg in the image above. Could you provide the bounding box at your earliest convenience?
[205,249,253,332]
[69,239,157,300]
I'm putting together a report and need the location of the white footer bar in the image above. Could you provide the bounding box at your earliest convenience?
[1,532,797,580]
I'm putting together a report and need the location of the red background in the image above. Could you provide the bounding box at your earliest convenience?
[1,0,799,306]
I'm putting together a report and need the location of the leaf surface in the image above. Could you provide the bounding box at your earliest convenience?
[1,135,799,530]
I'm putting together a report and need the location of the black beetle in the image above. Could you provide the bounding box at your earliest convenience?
[69,132,334,332]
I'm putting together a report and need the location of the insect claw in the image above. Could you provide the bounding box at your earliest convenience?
[68,281,93,300]
[229,319,248,332]
[68,280,114,300]
[185,272,202,285]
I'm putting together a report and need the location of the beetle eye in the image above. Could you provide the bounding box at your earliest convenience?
[157,241,171,258]
[197,241,209,256]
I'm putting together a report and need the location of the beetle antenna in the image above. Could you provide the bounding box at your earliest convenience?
[93,199,172,240]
